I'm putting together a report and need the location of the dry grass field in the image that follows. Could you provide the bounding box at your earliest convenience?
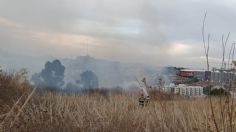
[1,93,236,132]
[1,69,236,132]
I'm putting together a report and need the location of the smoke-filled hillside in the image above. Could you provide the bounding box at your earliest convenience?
[62,56,166,88]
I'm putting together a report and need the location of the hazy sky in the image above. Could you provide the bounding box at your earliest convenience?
[1,0,236,72]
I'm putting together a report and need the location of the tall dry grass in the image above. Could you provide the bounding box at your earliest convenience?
[1,93,236,132]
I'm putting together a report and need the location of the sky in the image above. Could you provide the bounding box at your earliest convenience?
[1,0,236,72]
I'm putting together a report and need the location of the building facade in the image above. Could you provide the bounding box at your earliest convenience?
[174,84,204,97]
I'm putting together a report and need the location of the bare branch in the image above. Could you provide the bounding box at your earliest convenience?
[202,12,210,71]
[207,34,210,71]
[225,32,231,46]
[221,32,231,69]
[222,35,225,69]
[231,42,236,69]
[228,42,234,69]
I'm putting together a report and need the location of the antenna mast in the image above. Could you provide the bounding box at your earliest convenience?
[86,39,89,56]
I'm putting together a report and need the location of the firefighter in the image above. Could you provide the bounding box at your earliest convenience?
[139,93,145,107]
[145,95,150,106]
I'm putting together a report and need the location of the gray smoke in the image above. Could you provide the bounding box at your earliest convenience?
[62,56,165,89]
[65,70,99,92]
[155,67,177,85]
[31,56,177,92]
[79,70,99,89]
[31,59,65,88]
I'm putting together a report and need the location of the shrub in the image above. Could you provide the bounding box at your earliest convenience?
[210,88,229,96]
[0,68,32,113]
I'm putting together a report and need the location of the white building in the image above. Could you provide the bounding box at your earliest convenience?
[174,84,204,97]
[161,83,175,93]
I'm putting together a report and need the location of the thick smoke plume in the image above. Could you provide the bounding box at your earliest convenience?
[80,70,99,89]
[62,56,174,89]
[31,56,177,93]
[31,59,65,88]
[65,70,99,92]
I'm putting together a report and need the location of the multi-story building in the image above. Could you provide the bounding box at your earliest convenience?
[178,69,236,84]
[174,84,204,97]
